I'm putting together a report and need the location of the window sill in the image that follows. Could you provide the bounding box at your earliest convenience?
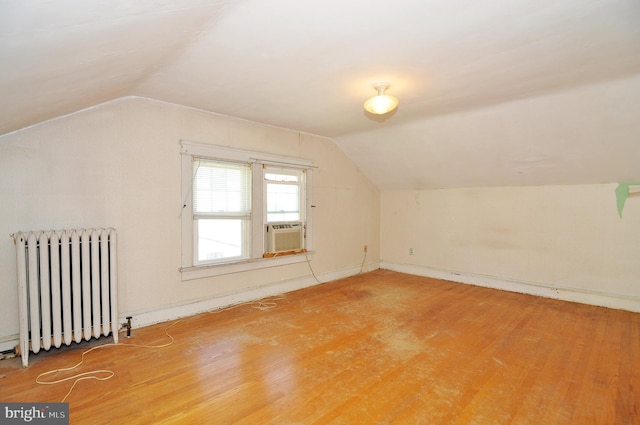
[180,251,314,281]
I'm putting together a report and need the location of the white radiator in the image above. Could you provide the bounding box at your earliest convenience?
[13,228,119,367]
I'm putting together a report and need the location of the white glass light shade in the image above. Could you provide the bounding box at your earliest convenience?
[364,83,399,115]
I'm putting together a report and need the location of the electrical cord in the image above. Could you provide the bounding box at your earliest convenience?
[36,294,287,402]
[304,251,322,284]
[271,250,322,284]
[210,294,286,313]
[359,248,367,274]
[36,320,181,402]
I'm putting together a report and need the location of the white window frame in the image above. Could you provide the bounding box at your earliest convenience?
[191,159,252,265]
[180,141,314,280]
[264,166,306,224]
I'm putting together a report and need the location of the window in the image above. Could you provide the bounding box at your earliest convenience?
[192,159,251,264]
[180,141,313,279]
[265,167,304,223]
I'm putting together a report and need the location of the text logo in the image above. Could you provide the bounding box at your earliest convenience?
[1,403,68,424]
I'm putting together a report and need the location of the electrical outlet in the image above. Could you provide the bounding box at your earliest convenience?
[409,248,414,256]
[364,244,368,253]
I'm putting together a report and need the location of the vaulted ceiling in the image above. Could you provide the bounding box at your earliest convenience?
[2,0,639,189]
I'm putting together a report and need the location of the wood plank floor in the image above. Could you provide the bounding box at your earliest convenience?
[1,270,639,424]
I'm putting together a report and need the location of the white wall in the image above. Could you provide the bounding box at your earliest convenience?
[336,75,640,191]
[381,185,640,311]
[0,97,380,346]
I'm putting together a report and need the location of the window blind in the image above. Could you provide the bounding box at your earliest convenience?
[193,158,251,216]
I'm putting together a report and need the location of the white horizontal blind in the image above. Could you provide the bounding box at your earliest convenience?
[193,158,251,217]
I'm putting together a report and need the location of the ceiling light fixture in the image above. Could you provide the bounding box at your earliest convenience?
[363,83,399,115]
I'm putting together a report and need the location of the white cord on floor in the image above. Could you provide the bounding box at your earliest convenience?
[210,294,287,313]
[36,319,181,402]
[37,294,286,402]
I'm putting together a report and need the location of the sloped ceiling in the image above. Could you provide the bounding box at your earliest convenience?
[1,0,639,189]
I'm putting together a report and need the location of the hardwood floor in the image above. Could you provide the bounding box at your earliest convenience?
[1,270,638,424]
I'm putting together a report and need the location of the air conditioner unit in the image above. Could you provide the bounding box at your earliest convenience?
[265,222,303,254]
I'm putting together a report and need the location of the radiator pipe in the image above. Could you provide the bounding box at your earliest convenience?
[124,316,132,338]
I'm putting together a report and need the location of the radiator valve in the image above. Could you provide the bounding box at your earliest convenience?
[123,316,132,338]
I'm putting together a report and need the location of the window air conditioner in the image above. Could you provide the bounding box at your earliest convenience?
[265,222,304,254]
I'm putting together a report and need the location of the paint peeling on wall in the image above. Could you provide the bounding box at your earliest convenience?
[615,183,640,218]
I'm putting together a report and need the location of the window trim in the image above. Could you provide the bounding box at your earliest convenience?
[180,140,314,280]
[180,251,314,281]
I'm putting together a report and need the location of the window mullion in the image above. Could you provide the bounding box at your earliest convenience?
[251,163,264,259]
[181,142,313,273]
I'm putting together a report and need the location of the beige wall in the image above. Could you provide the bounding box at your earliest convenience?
[381,185,640,309]
[0,97,380,342]
[3,94,638,348]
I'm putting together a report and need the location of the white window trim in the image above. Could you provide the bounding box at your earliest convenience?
[264,166,306,224]
[180,140,314,281]
[180,252,315,281]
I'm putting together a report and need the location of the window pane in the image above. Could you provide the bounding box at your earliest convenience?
[196,219,244,262]
[193,159,250,214]
[267,182,299,222]
[265,172,298,182]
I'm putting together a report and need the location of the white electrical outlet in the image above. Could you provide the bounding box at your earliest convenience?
[409,248,414,255]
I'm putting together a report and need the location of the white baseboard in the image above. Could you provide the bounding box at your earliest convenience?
[380,261,640,313]
[4,259,633,352]
[0,334,19,353]
[125,277,318,331]
[122,260,380,332]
